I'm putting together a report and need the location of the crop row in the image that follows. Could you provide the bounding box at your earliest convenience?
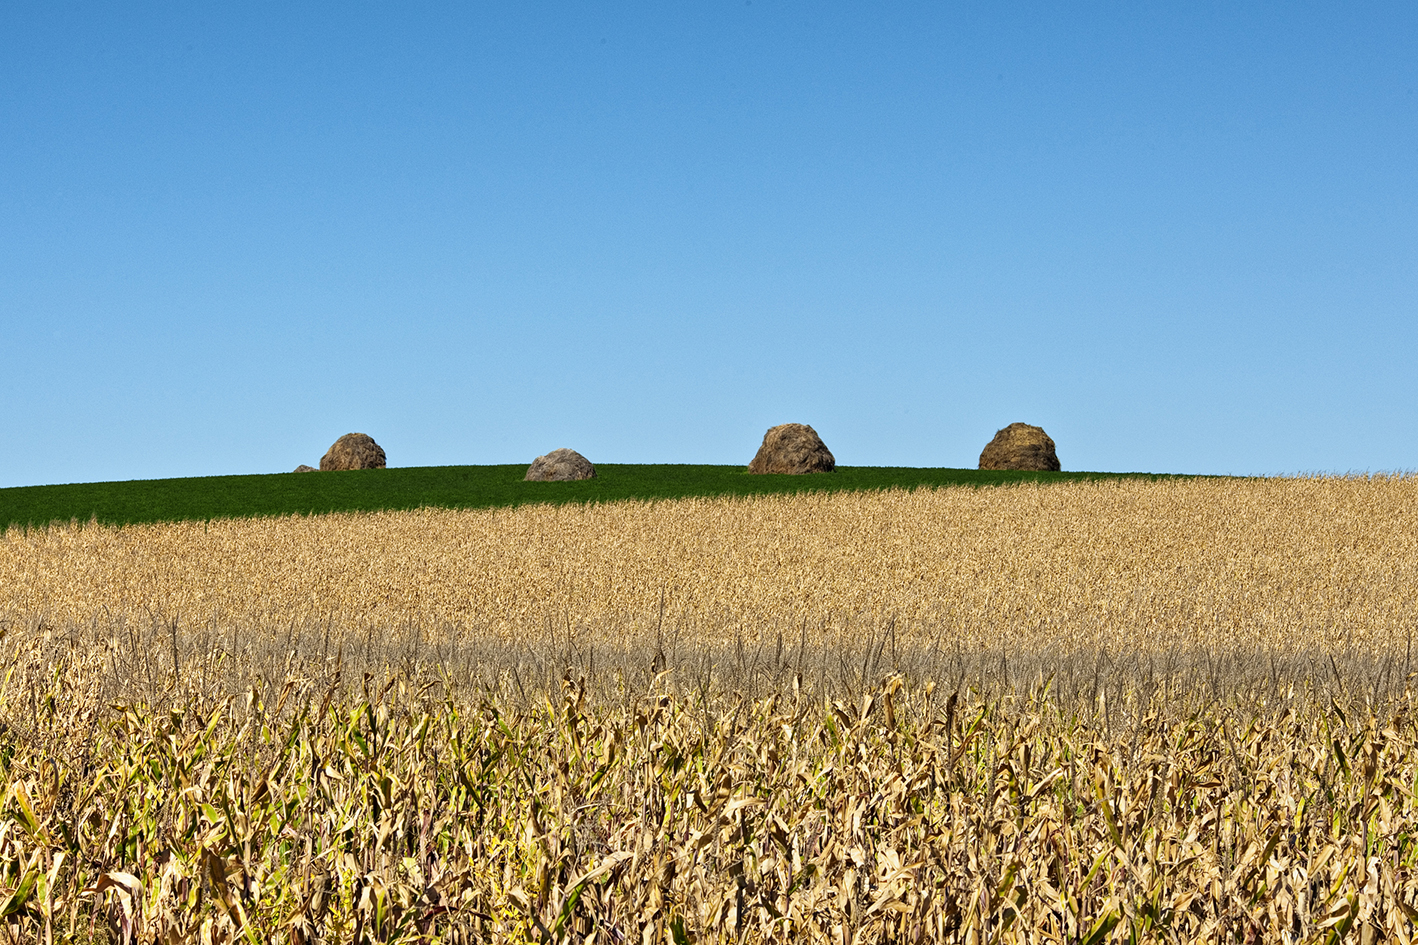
[2,476,1415,653]
[2,629,1417,943]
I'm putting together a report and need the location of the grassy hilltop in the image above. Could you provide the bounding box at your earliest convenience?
[0,463,1184,531]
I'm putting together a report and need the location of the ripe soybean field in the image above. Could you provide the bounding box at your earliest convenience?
[2,476,1418,942]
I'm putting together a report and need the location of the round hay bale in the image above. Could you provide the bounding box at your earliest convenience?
[319,433,387,471]
[525,448,596,482]
[978,422,1060,471]
[747,423,835,475]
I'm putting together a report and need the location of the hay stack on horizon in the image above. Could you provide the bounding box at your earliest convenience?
[748,423,835,474]
[525,448,596,481]
[319,433,387,471]
[978,422,1060,471]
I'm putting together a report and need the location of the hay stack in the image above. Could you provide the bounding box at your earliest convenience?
[748,423,835,475]
[525,448,596,482]
[320,433,387,471]
[978,423,1059,471]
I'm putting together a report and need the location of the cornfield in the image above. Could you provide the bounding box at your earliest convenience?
[2,476,1417,942]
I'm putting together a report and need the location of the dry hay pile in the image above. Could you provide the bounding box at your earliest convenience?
[978,422,1060,471]
[524,448,597,482]
[747,423,835,475]
[319,432,386,471]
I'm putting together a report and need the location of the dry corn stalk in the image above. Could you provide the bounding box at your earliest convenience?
[3,476,1417,941]
[2,645,1417,942]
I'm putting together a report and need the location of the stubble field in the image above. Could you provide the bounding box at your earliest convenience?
[2,476,1417,942]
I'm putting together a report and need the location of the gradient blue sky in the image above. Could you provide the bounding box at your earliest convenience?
[4,2,1415,487]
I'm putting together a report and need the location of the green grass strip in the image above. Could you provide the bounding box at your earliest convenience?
[0,464,1191,531]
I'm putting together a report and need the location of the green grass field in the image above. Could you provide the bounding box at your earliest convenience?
[0,463,1188,531]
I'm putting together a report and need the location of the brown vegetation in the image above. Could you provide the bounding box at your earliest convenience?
[4,476,1413,651]
[524,448,597,482]
[3,475,1418,941]
[979,423,1060,472]
[747,424,835,475]
[320,433,387,471]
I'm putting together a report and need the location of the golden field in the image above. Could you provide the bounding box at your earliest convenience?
[4,475,1417,651]
[2,475,1418,943]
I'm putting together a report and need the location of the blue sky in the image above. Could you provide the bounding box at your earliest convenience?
[3,2,1415,487]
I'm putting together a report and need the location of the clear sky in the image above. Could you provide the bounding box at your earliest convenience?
[3,2,1415,487]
